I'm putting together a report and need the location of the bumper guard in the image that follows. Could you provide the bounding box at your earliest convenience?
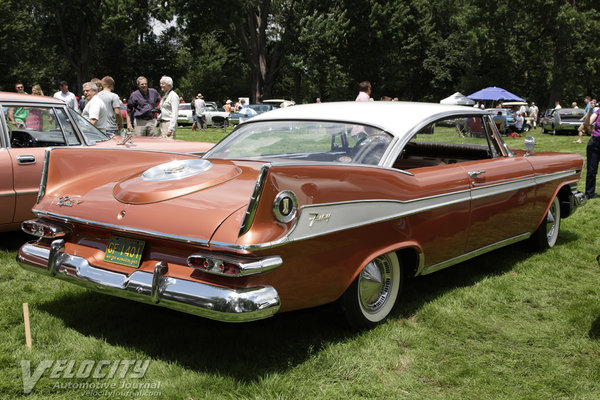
[17,240,280,322]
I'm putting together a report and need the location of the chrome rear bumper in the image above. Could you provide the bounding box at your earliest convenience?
[17,240,280,322]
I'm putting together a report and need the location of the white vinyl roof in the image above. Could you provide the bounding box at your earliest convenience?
[248,101,485,138]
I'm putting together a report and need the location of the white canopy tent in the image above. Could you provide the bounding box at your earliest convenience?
[440,92,475,106]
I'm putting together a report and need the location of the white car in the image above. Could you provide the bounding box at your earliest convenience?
[177,103,194,126]
[203,104,230,127]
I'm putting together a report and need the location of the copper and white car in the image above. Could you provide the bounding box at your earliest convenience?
[1,92,213,232]
[17,102,585,327]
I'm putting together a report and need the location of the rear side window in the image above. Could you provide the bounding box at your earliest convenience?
[3,105,79,148]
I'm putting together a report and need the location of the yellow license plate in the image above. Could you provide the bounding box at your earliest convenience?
[104,236,145,268]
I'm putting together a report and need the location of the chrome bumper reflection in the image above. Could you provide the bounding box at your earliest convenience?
[17,240,280,322]
[573,191,586,207]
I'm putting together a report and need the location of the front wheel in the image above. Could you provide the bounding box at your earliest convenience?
[528,196,561,251]
[339,251,402,328]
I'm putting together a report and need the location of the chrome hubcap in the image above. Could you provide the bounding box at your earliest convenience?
[358,255,393,313]
[546,199,558,242]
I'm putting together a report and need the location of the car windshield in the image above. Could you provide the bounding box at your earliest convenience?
[67,108,111,143]
[206,120,393,165]
[558,109,584,117]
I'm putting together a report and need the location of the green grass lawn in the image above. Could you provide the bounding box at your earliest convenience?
[1,125,599,399]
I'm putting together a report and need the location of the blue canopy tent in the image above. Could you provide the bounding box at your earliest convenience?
[467,87,525,102]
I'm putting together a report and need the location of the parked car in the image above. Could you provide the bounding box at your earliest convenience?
[17,102,585,327]
[541,108,585,135]
[177,103,194,126]
[0,92,214,232]
[263,99,296,108]
[248,104,277,114]
[486,108,515,134]
[203,104,230,127]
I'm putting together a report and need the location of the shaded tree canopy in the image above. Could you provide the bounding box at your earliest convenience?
[1,0,599,108]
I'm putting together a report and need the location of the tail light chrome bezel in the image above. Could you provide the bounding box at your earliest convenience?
[187,253,282,277]
[21,219,71,239]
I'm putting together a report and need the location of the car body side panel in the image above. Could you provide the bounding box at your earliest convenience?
[10,147,46,223]
[232,163,471,266]
[0,148,15,224]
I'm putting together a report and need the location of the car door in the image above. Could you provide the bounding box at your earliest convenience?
[3,104,79,224]
[462,116,536,252]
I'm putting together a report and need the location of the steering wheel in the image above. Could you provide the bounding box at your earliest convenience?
[352,134,390,165]
[11,130,37,148]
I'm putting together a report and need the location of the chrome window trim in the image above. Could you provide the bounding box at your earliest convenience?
[383,110,492,167]
[33,168,579,252]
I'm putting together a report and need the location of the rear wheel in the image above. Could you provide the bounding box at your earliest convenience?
[339,251,402,328]
[529,196,561,251]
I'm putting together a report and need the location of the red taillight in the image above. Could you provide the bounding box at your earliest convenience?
[22,220,70,239]
[187,253,282,277]
[187,255,241,276]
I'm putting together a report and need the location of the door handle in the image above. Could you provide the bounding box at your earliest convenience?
[468,170,486,179]
[17,155,36,165]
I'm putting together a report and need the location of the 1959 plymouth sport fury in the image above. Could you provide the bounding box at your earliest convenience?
[17,102,586,327]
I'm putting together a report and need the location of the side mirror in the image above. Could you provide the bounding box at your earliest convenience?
[524,136,536,155]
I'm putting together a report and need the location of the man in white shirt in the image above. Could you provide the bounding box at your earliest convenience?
[81,82,108,128]
[158,76,179,138]
[529,102,539,128]
[53,81,80,112]
[97,76,123,135]
[194,93,207,131]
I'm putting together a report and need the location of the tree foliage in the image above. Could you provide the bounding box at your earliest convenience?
[1,0,599,107]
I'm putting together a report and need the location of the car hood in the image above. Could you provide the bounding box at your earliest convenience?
[36,149,264,244]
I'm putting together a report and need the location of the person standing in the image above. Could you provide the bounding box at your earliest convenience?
[8,82,29,127]
[355,81,371,101]
[238,99,257,123]
[554,101,562,110]
[91,78,103,93]
[585,107,600,199]
[26,85,44,130]
[191,95,198,131]
[97,76,123,135]
[81,82,108,128]
[529,102,539,128]
[15,81,27,94]
[53,81,79,112]
[194,93,207,131]
[126,76,161,137]
[158,76,179,138]
[575,96,592,143]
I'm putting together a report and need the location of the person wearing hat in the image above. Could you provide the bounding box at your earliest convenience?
[53,80,80,112]
[224,99,232,113]
[194,93,207,131]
